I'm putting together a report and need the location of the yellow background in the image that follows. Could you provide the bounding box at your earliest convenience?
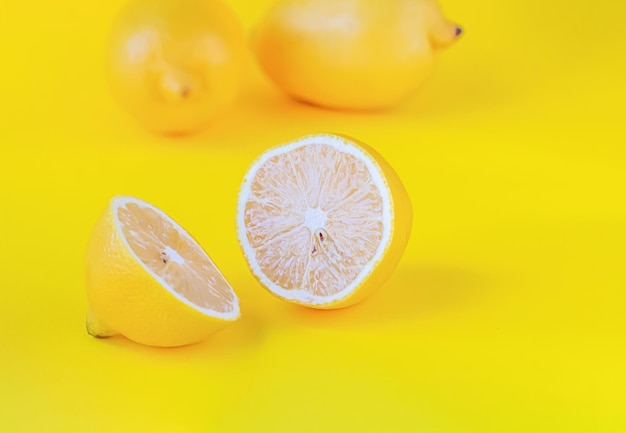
[1,0,625,431]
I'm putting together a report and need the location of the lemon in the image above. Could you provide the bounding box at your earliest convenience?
[85,196,240,347]
[252,0,462,110]
[106,0,246,134]
[236,134,412,309]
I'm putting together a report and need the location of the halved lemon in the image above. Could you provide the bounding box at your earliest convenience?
[237,134,413,309]
[85,196,239,347]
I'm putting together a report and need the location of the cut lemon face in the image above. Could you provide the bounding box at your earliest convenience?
[85,196,239,347]
[237,134,412,309]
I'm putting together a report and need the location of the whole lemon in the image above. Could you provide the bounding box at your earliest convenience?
[252,0,462,110]
[106,0,246,134]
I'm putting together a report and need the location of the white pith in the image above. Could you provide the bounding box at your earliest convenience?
[113,196,240,320]
[236,134,394,305]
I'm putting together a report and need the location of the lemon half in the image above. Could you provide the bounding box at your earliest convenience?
[85,196,239,347]
[237,134,412,309]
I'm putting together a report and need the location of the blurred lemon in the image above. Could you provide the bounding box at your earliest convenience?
[85,196,240,347]
[252,0,462,110]
[237,134,412,309]
[106,0,246,134]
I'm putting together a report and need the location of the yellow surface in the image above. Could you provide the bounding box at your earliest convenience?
[0,0,624,431]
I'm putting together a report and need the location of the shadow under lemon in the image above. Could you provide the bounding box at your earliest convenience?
[271,264,492,330]
[86,308,268,358]
[112,51,523,148]
[188,65,521,148]
[84,264,490,353]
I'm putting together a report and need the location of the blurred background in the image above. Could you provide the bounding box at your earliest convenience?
[0,0,624,431]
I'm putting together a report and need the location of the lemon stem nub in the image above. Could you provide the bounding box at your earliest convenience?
[86,309,118,339]
[430,21,463,48]
[159,69,197,103]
